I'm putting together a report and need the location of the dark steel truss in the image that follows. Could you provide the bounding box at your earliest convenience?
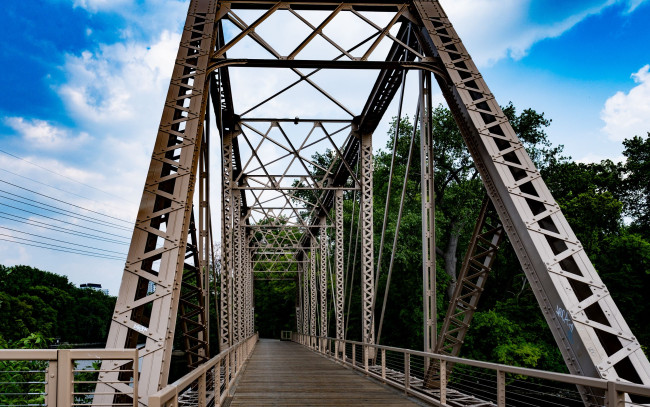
[100,0,650,405]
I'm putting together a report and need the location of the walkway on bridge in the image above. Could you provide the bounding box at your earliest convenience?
[228,339,423,406]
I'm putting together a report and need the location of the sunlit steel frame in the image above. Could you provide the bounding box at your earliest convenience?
[104,0,650,404]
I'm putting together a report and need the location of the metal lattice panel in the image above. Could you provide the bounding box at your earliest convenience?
[100,1,650,405]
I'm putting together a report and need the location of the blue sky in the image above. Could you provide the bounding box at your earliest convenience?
[0,0,648,294]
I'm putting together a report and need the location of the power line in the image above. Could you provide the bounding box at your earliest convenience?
[0,203,131,239]
[0,212,129,245]
[0,226,126,255]
[0,235,124,261]
[0,168,135,221]
[0,148,132,204]
[0,193,133,232]
[0,178,133,224]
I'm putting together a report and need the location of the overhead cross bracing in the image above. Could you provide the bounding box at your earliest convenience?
[92,1,650,406]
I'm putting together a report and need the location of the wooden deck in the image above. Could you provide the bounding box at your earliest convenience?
[228,339,423,406]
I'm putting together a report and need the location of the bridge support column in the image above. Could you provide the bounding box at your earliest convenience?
[232,193,242,344]
[360,131,375,359]
[319,221,328,342]
[220,131,235,351]
[335,190,345,352]
[302,253,309,337]
[419,70,436,357]
[310,238,317,343]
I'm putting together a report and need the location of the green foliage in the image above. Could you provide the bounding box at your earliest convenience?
[0,333,50,406]
[0,265,116,344]
[622,135,650,237]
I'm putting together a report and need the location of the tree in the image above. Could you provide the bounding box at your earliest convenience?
[622,135,650,238]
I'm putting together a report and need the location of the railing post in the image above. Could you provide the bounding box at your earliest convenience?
[198,368,207,407]
[225,351,231,394]
[497,369,506,407]
[56,350,72,407]
[607,381,624,407]
[381,349,386,382]
[352,343,356,367]
[364,346,369,373]
[46,360,58,407]
[440,360,447,405]
[215,359,221,407]
[404,353,410,391]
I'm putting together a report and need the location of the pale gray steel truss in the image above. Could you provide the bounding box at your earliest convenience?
[425,196,504,387]
[232,193,242,344]
[335,190,345,342]
[246,238,253,337]
[360,131,376,351]
[297,270,303,334]
[98,0,650,403]
[419,69,437,355]
[302,256,309,335]
[435,197,504,358]
[320,223,328,338]
[199,112,211,359]
[411,0,650,400]
[99,0,217,403]
[310,239,317,337]
[220,131,234,351]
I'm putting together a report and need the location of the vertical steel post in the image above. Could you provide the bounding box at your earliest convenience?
[199,94,211,358]
[335,190,345,344]
[297,270,303,334]
[232,194,242,344]
[302,254,309,336]
[310,239,317,338]
[419,70,436,356]
[319,223,328,339]
[360,131,375,353]
[220,131,234,351]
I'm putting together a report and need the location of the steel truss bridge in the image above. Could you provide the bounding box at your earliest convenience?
[2,0,650,406]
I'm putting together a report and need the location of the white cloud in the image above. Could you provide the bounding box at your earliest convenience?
[625,0,649,12]
[5,117,90,150]
[575,153,626,164]
[58,30,180,125]
[440,0,644,66]
[601,65,650,141]
[72,0,130,13]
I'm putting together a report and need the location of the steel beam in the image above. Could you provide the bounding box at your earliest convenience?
[320,222,328,338]
[99,1,218,403]
[335,190,345,342]
[412,0,650,401]
[419,69,436,356]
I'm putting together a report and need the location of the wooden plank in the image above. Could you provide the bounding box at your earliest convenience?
[229,339,423,406]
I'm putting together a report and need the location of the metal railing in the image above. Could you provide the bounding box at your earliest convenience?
[0,349,138,407]
[148,334,258,407]
[293,333,650,407]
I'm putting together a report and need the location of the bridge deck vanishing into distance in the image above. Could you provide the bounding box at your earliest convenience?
[2,0,650,406]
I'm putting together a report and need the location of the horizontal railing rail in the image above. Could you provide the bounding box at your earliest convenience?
[0,348,138,407]
[148,334,258,407]
[293,333,650,407]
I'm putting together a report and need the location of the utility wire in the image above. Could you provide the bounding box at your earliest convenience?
[0,212,129,245]
[0,235,124,261]
[0,168,135,222]
[0,190,133,231]
[0,179,133,224]
[0,148,131,204]
[0,226,127,255]
[0,203,131,239]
